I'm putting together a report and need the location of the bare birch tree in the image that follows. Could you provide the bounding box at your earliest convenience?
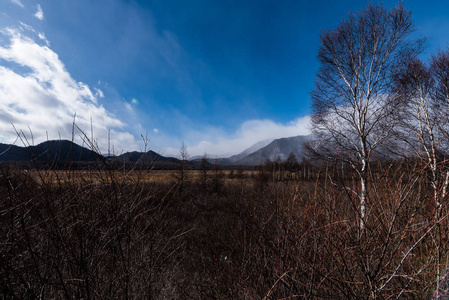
[432,50,449,202]
[395,58,441,213]
[393,49,449,213]
[393,50,449,296]
[309,3,423,231]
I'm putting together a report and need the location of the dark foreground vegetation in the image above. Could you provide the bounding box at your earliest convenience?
[1,157,448,299]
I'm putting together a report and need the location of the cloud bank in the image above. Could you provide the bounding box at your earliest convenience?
[163,116,311,157]
[0,26,138,153]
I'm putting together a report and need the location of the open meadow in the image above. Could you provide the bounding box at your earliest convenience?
[2,159,448,299]
[24,169,259,185]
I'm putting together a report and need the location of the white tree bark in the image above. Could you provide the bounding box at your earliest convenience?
[310,4,421,233]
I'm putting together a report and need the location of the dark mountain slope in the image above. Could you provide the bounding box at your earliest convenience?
[236,135,312,166]
[116,150,179,164]
[0,140,99,163]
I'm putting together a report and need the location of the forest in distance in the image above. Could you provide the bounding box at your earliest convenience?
[2,2,449,299]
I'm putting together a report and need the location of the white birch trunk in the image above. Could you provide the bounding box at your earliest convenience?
[360,175,367,232]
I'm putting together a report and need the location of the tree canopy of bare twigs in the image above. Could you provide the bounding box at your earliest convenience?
[393,49,449,213]
[309,3,424,231]
[392,49,449,295]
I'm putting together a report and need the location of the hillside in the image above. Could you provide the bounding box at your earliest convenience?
[226,138,274,163]
[0,140,99,163]
[116,150,179,164]
[235,135,312,166]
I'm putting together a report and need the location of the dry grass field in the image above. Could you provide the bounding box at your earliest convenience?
[25,169,259,185]
[2,161,449,299]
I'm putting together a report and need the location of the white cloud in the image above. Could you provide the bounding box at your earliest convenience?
[11,0,24,8]
[153,128,159,134]
[35,4,44,20]
[163,116,311,157]
[0,26,139,153]
[18,22,50,46]
[124,102,133,112]
[38,32,50,46]
[18,22,34,32]
[94,88,104,98]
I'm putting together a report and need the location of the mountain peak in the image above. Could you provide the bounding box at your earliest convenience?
[234,135,312,166]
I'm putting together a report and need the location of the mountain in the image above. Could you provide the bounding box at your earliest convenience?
[235,135,312,166]
[0,140,183,169]
[0,140,99,163]
[0,135,312,168]
[189,135,311,166]
[190,138,274,165]
[116,150,179,164]
[227,138,273,163]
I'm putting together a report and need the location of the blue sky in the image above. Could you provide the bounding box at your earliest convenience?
[0,0,448,156]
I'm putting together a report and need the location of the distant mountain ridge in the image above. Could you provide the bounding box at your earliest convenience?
[116,150,179,164]
[235,135,312,166]
[226,138,274,163]
[0,140,99,163]
[190,135,311,166]
[0,135,312,167]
